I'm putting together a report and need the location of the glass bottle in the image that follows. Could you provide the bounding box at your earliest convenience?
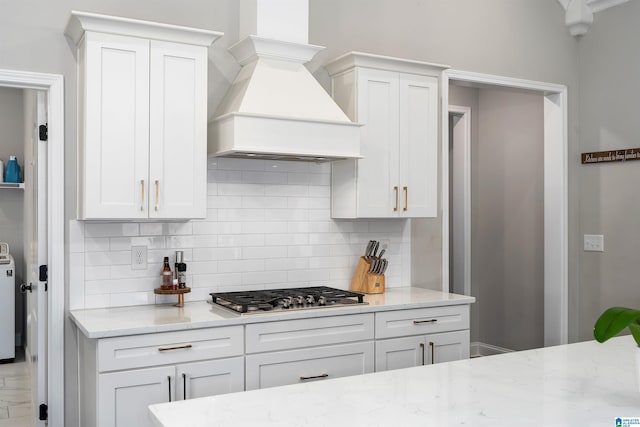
[5,156,20,183]
[161,256,172,290]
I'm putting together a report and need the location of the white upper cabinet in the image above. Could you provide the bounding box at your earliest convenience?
[326,52,446,219]
[66,12,222,220]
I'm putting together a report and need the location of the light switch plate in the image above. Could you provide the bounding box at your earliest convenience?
[584,234,604,252]
[131,245,147,270]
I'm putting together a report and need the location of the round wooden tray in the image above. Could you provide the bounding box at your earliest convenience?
[154,287,191,307]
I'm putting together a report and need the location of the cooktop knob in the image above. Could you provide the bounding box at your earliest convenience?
[318,296,326,306]
[306,295,316,305]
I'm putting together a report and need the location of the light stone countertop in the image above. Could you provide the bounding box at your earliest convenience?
[149,336,638,427]
[69,287,475,338]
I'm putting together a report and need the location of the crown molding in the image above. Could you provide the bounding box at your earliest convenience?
[557,0,631,36]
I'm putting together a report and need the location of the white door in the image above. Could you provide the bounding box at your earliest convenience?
[148,40,207,219]
[427,330,470,364]
[98,366,175,427]
[375,335,426,372]
[83,32,150,219]
[399,74,439,218]
[356,68,399,217]
[24,90,48,426]
[176,357,244,400]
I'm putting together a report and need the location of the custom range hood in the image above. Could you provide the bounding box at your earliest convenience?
[208,0,362,161]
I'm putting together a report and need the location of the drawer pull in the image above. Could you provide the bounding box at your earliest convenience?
[183,373,187,400]
[167,376,172,402]
[158,344,193,352]
[413,319,438,324]
[429,341,435,365]
[419,342,426,366]
[300,373,329,381]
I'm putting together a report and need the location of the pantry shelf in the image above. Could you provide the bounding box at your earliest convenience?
[0,183,24,190]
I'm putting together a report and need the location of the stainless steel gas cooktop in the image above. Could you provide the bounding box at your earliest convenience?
[209,286,367,314]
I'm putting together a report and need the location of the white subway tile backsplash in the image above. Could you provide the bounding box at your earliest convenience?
[192,247,241,261]
[85,223,139,237]
[242,171,288,185]
[242,222,287,234]
[139,223,164,236]
[111,236,165,251]
[218,183,265,197]
[84,237,110,252]
[74,159,411,309]
[218,259,264,273]
[219,234,265,248]
[242,196,287,209]
[242,246,288,259]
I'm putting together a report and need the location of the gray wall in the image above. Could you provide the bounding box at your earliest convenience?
[476,88,544,351]
[577,1,640,340]
[448,85,544,351]
[0,87,25,345]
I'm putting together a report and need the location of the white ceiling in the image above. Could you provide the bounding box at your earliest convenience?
[557,0,632,35]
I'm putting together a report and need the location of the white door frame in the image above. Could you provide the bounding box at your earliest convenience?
[442,69,568,346]
[448,105,471,297]
[0,68,64,426]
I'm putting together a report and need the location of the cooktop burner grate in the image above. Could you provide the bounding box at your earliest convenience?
[210,286,366,314]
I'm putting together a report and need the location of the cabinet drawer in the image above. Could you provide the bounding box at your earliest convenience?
[375,305,469,339]
[246,313,374,354]
[98,326,243,372]
[245,341,374,390]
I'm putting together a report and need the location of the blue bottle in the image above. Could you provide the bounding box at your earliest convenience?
[5,156,20,183]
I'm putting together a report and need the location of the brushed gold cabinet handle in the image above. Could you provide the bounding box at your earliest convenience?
[300,373,329,381]
[419,342,426,366]
[158,344,193,352]
[403,186,408,212]
[155,179,159,211]
[140,179,145,211]
[394,186,399,212]
[429,341,435,365]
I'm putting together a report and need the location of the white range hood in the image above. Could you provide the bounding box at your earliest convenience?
[208,0,362,161]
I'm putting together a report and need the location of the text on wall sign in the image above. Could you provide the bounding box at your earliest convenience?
[581,148,640,164]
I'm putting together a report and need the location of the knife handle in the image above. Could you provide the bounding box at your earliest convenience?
[394,186,399,212]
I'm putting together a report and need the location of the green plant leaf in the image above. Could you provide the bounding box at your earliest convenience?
[594,307,640,343]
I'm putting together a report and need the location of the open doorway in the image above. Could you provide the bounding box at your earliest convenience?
[442,70,568,349]
[449,86,545,355]
[0,69,64,427]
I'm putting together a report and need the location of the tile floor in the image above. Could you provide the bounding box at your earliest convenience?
[0,348,32,427]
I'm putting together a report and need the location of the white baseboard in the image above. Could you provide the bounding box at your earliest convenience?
[470,341,514,357]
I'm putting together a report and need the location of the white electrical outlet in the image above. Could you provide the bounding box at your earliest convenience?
[584,234,604,252]
[131,245,148,270]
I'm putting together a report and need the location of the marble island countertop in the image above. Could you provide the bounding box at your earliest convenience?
[69,287,474,338]
[149,336,639,427]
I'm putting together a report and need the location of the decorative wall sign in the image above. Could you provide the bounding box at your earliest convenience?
[581,148,640,164]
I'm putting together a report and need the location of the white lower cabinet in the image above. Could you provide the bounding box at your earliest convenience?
[79,327,244,427]
[244,314,376,390]
[246,342,375,390]
[375,330,470,372]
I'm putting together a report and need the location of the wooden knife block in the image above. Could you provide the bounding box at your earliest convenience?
[350,257,386,294]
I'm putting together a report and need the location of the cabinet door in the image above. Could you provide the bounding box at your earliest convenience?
[375,335,426,372]
[398,74,439,218]
[355,68,400,217]
[176,357,244,400]
[82,32,150,219]
[426,330,470,364]
[148,40,207,219]
[245,342,374,390]
[98,366,174,427]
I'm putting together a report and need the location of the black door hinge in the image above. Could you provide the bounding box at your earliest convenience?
[39,124,48,141]
[39,403,48,421]
[40,265,48,291]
